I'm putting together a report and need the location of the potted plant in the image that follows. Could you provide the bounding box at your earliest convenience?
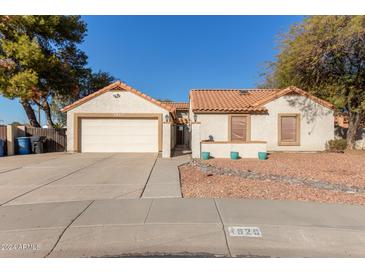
[230,151,239,160]
[258,151,267,160]
[201,151,210,160]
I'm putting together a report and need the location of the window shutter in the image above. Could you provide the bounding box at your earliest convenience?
[231,116,247,141]
[281,116,297,142]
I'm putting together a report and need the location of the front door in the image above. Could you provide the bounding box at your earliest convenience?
[176,125,184,145]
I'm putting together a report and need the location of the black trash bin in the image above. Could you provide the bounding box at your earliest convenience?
[30,136,46,154]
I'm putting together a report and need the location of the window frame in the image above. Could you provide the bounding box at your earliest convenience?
[228,114,251,142]
[278,113,301,146]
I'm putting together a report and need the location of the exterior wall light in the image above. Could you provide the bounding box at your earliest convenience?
[193,113,197,122]
[165,114,169,123]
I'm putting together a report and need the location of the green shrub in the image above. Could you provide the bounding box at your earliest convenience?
[326,139,347,152]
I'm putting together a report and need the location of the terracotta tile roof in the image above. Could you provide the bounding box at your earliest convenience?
[190,89,277,113]
[61,81,176,114]
[190,86,333,113]
[163,102,189,110]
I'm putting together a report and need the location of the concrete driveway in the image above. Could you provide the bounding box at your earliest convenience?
[0,153,157,205]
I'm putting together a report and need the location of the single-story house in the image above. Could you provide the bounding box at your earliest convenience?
[189,86,334,158]
[62,81,334,158]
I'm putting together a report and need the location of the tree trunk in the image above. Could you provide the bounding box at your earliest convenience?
[42,100,55,128]
[346,112,362,149]
[20,99,41,127]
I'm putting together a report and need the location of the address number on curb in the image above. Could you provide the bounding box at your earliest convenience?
[228,226,262,237]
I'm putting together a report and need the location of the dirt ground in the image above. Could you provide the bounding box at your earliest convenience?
[180,151,365,205]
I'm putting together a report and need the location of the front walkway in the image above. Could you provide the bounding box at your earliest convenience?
[142,154,191,198]
[1,198,365,258]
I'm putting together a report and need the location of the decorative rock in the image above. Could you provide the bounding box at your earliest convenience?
[182,159,365,194]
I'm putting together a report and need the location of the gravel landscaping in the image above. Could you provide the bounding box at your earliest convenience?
[179,152,365,205]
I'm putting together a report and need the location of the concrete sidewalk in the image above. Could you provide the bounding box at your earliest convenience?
[1,198,365,258]
[142,155,190,198]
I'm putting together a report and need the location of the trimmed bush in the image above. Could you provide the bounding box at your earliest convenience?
[326,139,347,152]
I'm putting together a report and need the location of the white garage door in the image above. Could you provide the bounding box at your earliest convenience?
[81,118,159,152]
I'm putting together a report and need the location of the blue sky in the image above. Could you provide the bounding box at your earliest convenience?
[0,15,303,125]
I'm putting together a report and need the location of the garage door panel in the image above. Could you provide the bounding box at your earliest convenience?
[83,134,157,141]
[83,125,157,136]
[83,119,156,127]
[82,143,157,153]
[82,132,157,139]
[81,118,159,153]
[82,136,158,145]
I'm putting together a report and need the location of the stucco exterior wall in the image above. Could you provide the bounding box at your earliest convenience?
[201,142,267,158]
[253,95,334,151]
[171,124,176,149]
[195,114,228,141]
[66,90,169,152]
[163,123,172,158]
[191,123,201,158]
[190,94,334,154]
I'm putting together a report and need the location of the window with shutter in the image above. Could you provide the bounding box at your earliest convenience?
[278,114,300,145]
[230,115,249,142]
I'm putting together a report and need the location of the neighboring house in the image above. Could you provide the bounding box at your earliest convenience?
[189,86,334,158]
[335,113,365,149]
[335,114,349,128]
[62,82,335,158]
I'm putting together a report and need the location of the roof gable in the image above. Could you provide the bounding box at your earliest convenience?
[61,81,175,113]
[253,86,334,109]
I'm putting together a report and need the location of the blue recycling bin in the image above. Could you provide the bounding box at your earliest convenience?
[16,137,31,155]
[0,139,5,157]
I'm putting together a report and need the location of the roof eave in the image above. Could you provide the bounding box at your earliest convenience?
[192,108,268,114]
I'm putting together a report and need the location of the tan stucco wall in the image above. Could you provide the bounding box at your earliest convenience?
[253,95,334,151]
[196,114,228,141]
[201,142,267,158]
[191,94,334,152]
[171,124,176,149]
[191,123,201,158]
[66,90,169,152]
[162,123,172,158]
